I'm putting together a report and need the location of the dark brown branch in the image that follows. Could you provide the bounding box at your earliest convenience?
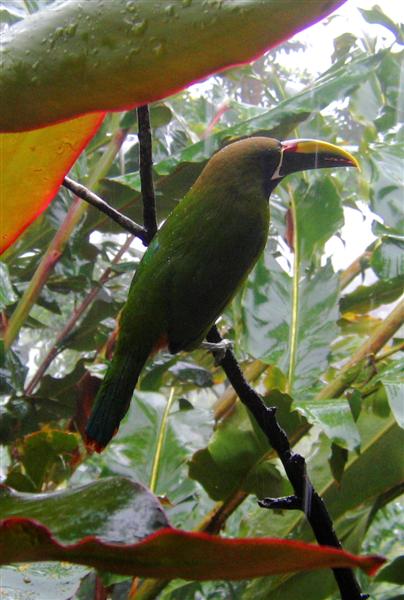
[206,325,367,600]
[137,105,158,242]
[63,176,148,243]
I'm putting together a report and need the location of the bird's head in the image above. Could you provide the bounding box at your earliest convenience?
[206,137,359,198]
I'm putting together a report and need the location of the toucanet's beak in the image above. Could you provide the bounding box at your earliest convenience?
[277,139,359,178]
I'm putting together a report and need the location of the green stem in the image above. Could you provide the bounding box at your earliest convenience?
[286,188,300,394]
[4,123,129,350]
[316,298,404,400]
[149,387,175,494]
[24,235,133,395]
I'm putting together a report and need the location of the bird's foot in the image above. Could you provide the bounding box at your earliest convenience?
[201,339,233,364]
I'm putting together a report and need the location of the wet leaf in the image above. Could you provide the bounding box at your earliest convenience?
[382,381,404,429]
[0,477,169,544]
[293,398,361,450]
[1,0,345,132]
[340,277,404,314]
[0,114,104,254]
[371,237,404,279]
[0,519,384,580]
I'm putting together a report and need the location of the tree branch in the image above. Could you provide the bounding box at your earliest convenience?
[63,177,147,242]
[206,325,366,600]
[137,105,158,241]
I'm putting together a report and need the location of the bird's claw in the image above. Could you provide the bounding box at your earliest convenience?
[201,339,233,364]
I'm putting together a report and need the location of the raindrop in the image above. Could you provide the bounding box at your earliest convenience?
[164,4,175,17]
[66,22,78,36]
[152,41,164,57]
[54,26,64,39]
[132,19,147,36]
[126,0,137,12]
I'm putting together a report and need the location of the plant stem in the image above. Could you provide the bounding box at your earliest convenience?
[339,248,373,290]
[149,388,175,494]
[286,186,300,394]
[316,298,404,400]
[24,236,133,395]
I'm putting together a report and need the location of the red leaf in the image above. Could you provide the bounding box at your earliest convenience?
[0,519,385,580]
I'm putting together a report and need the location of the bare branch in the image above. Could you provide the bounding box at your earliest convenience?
[137,105,158,241]
[63,176,147,242]
[207,325,365,600]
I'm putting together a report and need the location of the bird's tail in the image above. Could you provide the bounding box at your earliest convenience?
[85,348,148,452]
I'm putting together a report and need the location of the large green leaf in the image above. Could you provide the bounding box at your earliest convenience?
[0,477,168,544]
[241,254,339,396]
[1,0,346,132]
[189,391,302,501]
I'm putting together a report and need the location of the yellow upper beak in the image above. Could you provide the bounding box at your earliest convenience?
[282,139,360,170]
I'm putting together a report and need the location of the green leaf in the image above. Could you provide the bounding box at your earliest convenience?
[371,237,404,279]
[382,381,404,429]
[168,361,213,388]
[189,392,301,501]
[241,254,339,395]
[359,6,404,44]
[0,261,17,309]
[0,562,90,600]
[8,430,80,492]
[295,178,344,261]
[340,277,404,313]
[367,143,404,231]
[329,443,348,483]
[0,477,169,544]
[63,291,119,352]
[293,398,361,450]
[375,555,404,584]
[1,0,345,132]
[244,418,403,599]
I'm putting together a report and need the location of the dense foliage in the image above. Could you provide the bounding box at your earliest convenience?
[0,1,403,599]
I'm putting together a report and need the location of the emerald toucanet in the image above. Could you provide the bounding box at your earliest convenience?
[85,137,358,451]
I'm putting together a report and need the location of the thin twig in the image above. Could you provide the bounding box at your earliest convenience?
[24,236,134,395]
[137,105,158,241]
[63,177,147,242]
[206,325,365,600]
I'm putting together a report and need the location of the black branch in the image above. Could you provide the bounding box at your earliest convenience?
[137,105,158,242]
[206,326,367,600]
[63,176,148,243]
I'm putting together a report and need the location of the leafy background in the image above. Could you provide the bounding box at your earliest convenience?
[1,0,403,599]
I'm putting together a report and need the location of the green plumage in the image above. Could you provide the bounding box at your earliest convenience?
[85,136,357,451]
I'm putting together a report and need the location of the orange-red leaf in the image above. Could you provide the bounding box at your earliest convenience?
[0,113,104,254]
[0,519,385,580]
